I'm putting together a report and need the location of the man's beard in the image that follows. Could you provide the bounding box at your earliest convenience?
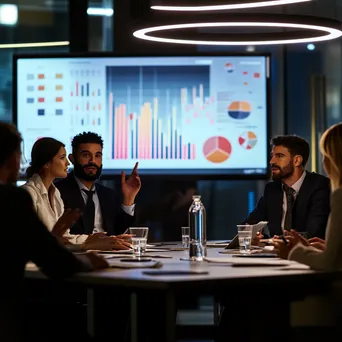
[73,161,102,181]
[271,163,294,181]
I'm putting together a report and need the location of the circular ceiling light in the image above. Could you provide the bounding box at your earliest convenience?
[133,15,342,45]
[151,0,312,11]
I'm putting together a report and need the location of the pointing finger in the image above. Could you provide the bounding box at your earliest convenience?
[132,162,139,174]
[121,171,126,183]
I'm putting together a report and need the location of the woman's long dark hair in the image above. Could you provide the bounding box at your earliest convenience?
[26,137,65,179]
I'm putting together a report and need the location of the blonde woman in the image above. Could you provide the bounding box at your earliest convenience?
[275,123,342,270]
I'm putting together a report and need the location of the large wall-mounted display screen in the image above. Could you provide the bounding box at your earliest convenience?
[14,54,270,177]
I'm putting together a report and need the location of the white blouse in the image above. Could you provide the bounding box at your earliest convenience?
[21,174,88,245]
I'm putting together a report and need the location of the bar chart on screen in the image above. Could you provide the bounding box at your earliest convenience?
[106,65,212,161]
[108,95,197,160]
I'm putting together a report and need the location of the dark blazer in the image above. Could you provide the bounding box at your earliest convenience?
[55,172,135,236]
[244,171,330,239]
[0,184,90,342]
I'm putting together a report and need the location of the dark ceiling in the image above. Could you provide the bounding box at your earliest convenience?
[13,0,342,21]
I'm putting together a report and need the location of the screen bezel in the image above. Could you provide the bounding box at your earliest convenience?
[12,52,271,181]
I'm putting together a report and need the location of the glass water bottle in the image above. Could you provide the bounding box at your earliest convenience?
[188,195,207,261]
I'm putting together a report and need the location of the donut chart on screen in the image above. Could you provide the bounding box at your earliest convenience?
[228,101,251,119]
[203,136,232,163]
[238,131,257,150]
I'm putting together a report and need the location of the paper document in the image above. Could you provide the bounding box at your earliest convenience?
[101,254,132,259]
[89,248,170,254]
[278,263,311,270]
[204,257,293,266]
[108,260,162,269]
[86,249,133,254]
[207,242,230,247]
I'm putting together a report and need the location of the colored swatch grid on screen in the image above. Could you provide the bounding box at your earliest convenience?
[26,72,64,116]
[106,65,210,160]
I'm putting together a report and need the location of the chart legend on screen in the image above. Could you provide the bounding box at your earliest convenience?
[203,136,231,163]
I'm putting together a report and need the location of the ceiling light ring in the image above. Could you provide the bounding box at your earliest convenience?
[133,14,342,45]
[151,0,312,11]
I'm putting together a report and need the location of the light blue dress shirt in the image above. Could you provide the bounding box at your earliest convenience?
[74,176,135,233]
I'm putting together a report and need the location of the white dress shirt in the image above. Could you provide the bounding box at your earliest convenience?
[21,174,88,245]
[74,176,135,234]
[281,171,306,232]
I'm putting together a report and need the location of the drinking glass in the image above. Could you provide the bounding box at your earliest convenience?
[181,226,190,248]
[128,227,149,256]
[237,225,253,253]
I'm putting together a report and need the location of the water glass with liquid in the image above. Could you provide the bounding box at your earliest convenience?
[237,225,253,253]
[181,226,190,248]
[129,227,149,256]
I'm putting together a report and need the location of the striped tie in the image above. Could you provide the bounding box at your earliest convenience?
[283,184,296,232]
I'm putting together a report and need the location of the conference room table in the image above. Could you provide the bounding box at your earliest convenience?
[25,244,342,342]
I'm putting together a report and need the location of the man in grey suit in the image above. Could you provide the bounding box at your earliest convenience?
[0,123,108,341]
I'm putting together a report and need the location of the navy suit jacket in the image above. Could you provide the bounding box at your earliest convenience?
[55,173,135,236]
[244,171,330,239]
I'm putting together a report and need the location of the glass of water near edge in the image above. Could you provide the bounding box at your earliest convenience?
[181,226,190,248]
[129,227,149,256]
[237,225,253,253]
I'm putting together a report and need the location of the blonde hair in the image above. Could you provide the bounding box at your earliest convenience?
[320,122,342,191]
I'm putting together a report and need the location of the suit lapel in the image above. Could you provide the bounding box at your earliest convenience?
[293,172,312,229]
[68,174,86,210]
[95,184,112,235]
[66,174,87,231]
[272,183,284,236]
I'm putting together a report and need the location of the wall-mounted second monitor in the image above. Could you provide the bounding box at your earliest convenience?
[14,53,270,178]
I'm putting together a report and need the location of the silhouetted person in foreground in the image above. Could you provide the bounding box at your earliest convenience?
[0,123,108,341]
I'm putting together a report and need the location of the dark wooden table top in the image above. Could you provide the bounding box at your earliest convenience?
[25,246,342,293]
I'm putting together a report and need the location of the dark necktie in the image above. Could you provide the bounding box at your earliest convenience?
[82,189,95,234]
[283,184,296,232]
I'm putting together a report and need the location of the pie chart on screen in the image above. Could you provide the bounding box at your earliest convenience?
[228,101,251,119]
[225,62,234,73]
[203,136,232,163]
[238,131,257,150]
